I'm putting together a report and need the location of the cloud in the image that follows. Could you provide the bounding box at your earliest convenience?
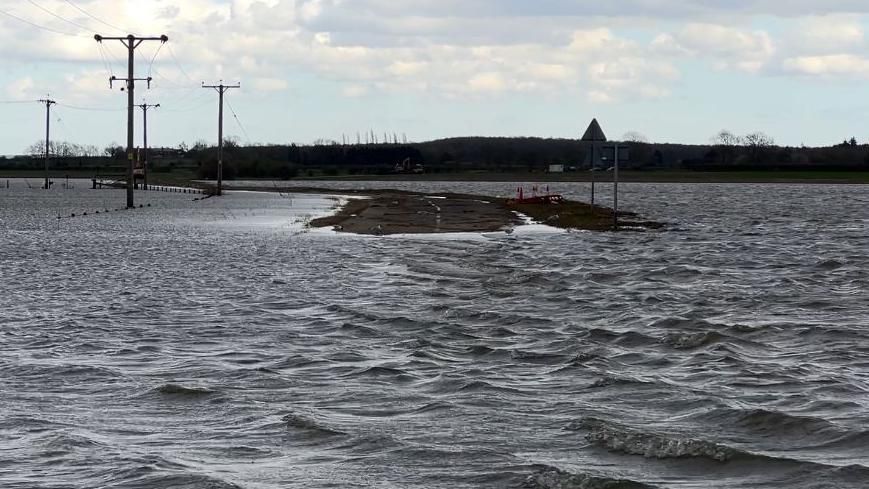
[654,24,776,73]
[782,54,869,78]
[797,15,865,52]
[0,0,867,106]
[467,72,508,93]
[6,76,35,99]
[251,77,289,91]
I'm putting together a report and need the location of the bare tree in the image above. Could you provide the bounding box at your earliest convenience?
[743,132,775,163]
[27,141,45,158]
[713,130,742,147]
[743,132,774,148]
[622,131,649,143]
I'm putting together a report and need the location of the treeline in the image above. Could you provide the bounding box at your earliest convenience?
[185,134,869,179]
[26,140,103,158]
[5,133,869,178]
[189,140,425,179]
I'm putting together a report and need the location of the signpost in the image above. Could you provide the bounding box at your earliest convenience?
[581,119,607,207]
[601,144,630,230]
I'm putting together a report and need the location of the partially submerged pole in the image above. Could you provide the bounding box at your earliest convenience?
[38,98,56,190]
[613,145,619,230]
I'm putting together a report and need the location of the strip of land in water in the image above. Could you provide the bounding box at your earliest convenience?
[228,186,663,235]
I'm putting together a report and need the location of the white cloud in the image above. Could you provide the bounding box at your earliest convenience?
[0,0,867,106]
[252,77,289,91]
[655,23,775,73]
[468,72,507,93]
[782,54,869,78]
[799,15,864,51]
[6,76,35,99]
[341,84,368,97]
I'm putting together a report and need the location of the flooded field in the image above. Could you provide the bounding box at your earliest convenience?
[1,179,868,488]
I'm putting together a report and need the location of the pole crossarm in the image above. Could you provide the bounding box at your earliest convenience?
[202,82,241,92]
[110,76,153,89]
[95,34,169,43]
[94,33,168,208]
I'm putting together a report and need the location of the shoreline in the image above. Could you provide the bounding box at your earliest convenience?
[2,169,869,186]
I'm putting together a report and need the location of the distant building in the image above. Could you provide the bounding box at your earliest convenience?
[548,164,565,173]
[394,157,424,174]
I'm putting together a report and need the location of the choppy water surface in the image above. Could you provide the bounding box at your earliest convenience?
[1,179,868,488]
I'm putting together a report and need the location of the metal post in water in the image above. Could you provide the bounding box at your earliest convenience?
[613,145,619,230]
[590,144,595,208]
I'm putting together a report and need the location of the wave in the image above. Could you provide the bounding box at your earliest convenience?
[510,349,572,364]
[569,417,740,462]
[152,383,218,397]
[523,465,658,489]
[570,417,869,476]
[283,413,347,437]
[105,472,243,489]
[662,331,725,349]
[42,432,105,452]
[587,376,653,389]
[343,365,419,383]
[419,375,526,395]
[688,408,844,440]
[585,329,658,348]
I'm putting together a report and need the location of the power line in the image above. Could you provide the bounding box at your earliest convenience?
[161,94,212,113]
[97,42,114,78]
[226,99,251,143]
[63,0,126,34]
[0,7,82,37]
[26,0,91,33]
[147,42,166,79]
[57,102,124,112]
[150,66,185,88]
[167,44,195,83]
[102,43,124,73]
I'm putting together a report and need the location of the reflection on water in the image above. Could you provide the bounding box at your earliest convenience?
[1,179,868,489]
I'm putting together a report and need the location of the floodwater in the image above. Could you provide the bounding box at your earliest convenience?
[1,178,868,488]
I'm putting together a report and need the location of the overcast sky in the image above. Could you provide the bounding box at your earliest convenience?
[1,0,868,154]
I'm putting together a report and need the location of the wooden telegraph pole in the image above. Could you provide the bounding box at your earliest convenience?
[202,81,240,196]
[137,103,160,190]
[94,34,168,208]
[38,98,56,190]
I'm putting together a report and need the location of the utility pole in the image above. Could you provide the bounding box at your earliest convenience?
[202,81,240,196]
[137,102,160,190]
[95,34,168,208]
[38,98,56,190]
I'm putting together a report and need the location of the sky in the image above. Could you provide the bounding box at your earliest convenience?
[1,0,869,155]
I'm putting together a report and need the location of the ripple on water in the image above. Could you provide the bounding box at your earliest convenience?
[2,182,869,489]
